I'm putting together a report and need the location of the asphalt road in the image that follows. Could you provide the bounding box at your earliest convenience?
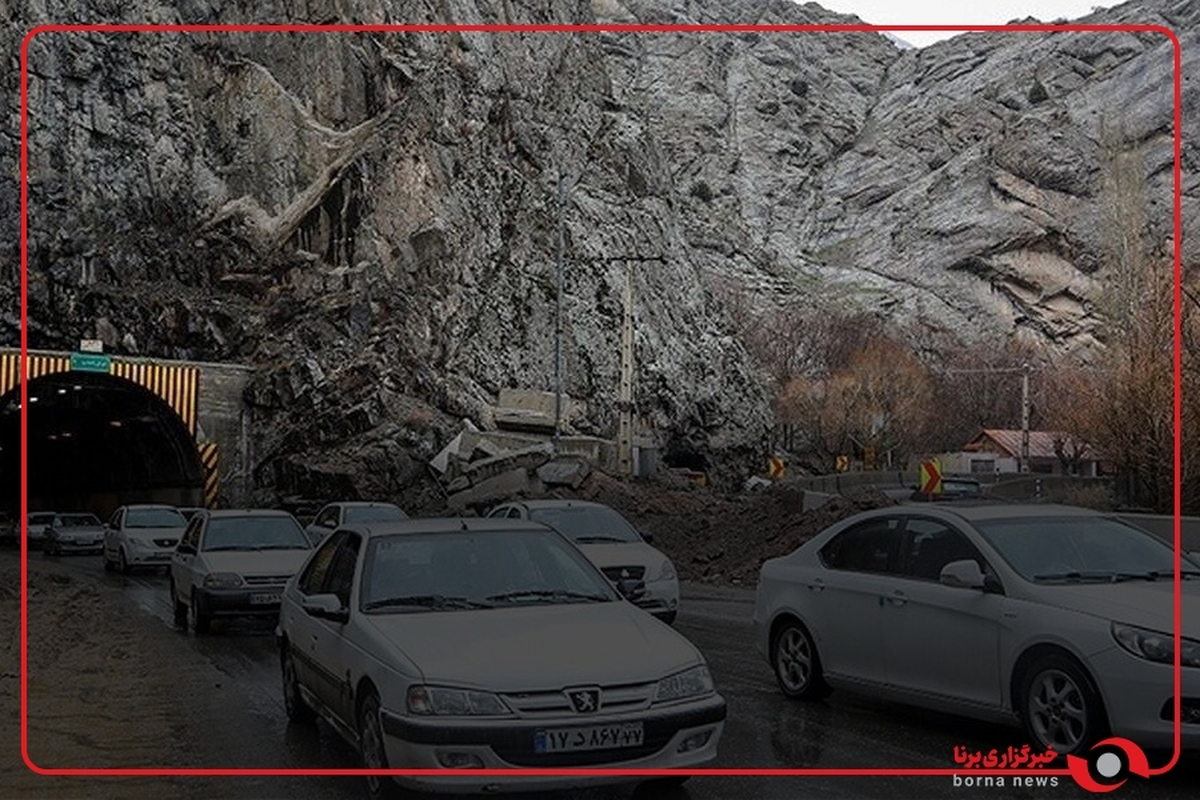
[20,553,1200,799]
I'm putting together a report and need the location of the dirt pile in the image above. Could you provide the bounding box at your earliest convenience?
[545,473,898,585]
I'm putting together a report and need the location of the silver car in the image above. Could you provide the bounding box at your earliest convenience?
[43,513,105,556]
[277,518,725,798]
[754,503,1200,757]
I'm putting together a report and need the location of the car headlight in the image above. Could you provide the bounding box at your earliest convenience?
[203,572,245,589]
[654,665,714,703]
[1112,622,1200,668]
[407,686,511,717]
[655,559,677,581]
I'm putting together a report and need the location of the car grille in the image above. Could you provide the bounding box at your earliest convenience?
[153,538,178,548]
[243,574,292,586]
[601,566,646,582]
[501,681,655,718]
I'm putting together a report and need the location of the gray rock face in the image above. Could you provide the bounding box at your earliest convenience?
[2,0,1195,503]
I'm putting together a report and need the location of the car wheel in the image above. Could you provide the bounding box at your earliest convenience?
[43,540,55,556]
[281,649,316,724]
[1020,654,1106,757]
[118,548,131,575]
[189,590,211,635]
[771,619,831,700]
[359,690,405,800]
[102,548,114,572]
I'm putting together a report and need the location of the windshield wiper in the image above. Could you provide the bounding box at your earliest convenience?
[362,594,494,611]
[486,589,611,604]
[573,536,628,544]
[1032,571,1124,583]
[203,545,261,552]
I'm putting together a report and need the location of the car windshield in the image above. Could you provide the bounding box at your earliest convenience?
[125,508,187,528]
[58,514,102,527]
[343,505,409,524]
[528,506,643,544]
[202,516,311,552]
[943,480,981,494]
[973,516,1200,582]
[361,529,617,612]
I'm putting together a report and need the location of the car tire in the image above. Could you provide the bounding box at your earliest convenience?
[281,649,316,724]
[103,549,114,572]
[359,690,406,800]
[118,547,131,575]
[189,590,211,635]
[771,619,831,700]
[1019,653,1107,758]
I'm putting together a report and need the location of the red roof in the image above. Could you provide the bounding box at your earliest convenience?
[964,429,1095,460]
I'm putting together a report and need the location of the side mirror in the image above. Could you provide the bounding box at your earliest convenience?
[303,593,349,624]
[176,543,196,556]
[322,518,337,528]
[940,559,986,590]
[641,532,655,545]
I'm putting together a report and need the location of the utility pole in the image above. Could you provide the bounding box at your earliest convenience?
[1021,362,1031,473]
[617,261,634,476]
[553,169,565,452]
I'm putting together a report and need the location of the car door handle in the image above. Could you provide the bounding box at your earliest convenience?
[808,579,825,592]
[886,590,908,607]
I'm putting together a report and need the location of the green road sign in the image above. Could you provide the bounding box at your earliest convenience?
[70,352,112,373]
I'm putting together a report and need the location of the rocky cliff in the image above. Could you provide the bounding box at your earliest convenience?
[2,0,1195,504]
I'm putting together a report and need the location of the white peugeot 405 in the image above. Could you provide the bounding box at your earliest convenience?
[754,503,1200,757]
[277,518,724,798]
[170,509,313,634]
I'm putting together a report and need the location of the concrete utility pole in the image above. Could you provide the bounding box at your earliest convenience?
[617,261,634,476]
[553,169,566,451]
[1021,362,1031,472]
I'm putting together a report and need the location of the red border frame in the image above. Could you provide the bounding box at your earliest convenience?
[18,20,1183,785]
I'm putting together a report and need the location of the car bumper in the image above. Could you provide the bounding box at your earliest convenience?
[50,539,103,553]
[635,578,680,619]
[125,547,175,566]
[1089,646,1200,749]
[378,694,726,793]
[196,586,287,616]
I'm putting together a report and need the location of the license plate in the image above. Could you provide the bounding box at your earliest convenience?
[249,593,281,605]
[534,722,644,753]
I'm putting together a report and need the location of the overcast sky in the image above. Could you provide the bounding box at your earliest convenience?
[814,1,1114,48]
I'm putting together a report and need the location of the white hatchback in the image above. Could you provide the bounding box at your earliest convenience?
[170,509,312,634]
[277,518,724,798]
[754,503,1200,757]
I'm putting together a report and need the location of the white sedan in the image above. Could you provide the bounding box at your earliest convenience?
[488,500,680,624]
[277,517,724,798]
[754,503,1200,757]
[170,509,312,634]
[103,504,188,574]
[304,501,408,545]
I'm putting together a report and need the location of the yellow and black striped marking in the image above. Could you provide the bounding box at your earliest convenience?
[0,351,199,436]
[198,442,220,508]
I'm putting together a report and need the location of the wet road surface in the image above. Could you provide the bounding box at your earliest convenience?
[25,552,1200,799]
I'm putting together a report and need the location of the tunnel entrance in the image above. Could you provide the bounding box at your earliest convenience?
[0,371,204,520]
